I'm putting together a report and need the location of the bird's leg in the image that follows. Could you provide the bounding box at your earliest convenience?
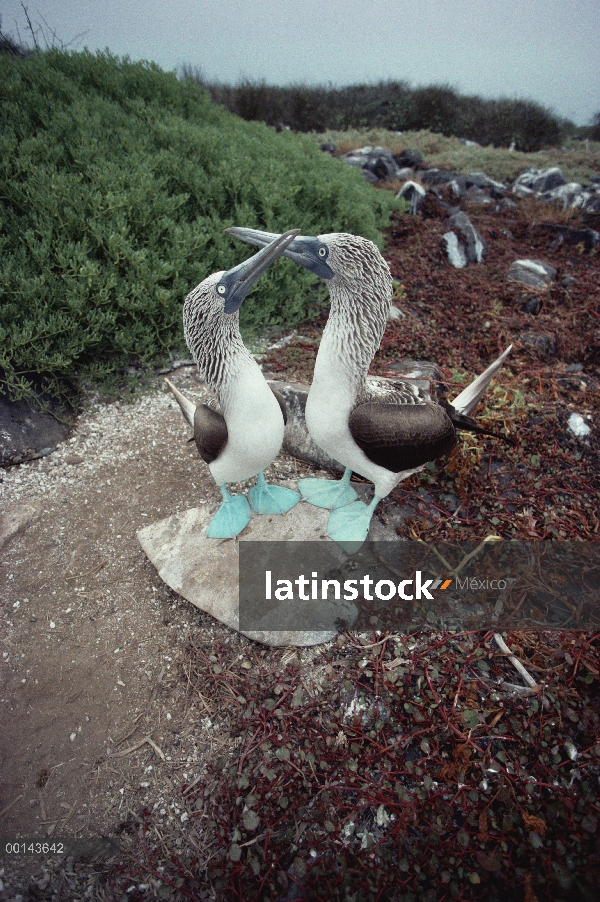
[206,485,252,539]
[326,493,381,553]
[248,471,301,515]
[297,467,359,509]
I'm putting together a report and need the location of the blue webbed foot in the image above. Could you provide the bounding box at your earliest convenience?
[207,486,252,539]
[248,472,301,515]
[298,468,358,509]
[327,495,380,553]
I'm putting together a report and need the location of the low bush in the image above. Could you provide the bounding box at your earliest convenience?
[197,76,571,152]
[0,50,395,403]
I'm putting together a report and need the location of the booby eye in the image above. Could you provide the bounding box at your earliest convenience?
[216,284,226,295]
[318,246,328,258]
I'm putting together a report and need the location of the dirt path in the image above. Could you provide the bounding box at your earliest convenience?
[0,367,313,893]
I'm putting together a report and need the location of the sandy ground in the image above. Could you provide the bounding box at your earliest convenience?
[0,367,319,895]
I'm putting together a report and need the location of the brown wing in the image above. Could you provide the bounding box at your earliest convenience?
[270,388,288,426]
[193,404,228,465]
[349,400,457,472]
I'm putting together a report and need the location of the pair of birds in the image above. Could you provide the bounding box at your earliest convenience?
[168,227,511,549]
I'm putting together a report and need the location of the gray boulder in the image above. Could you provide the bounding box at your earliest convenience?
[543,182,584,206]
[395,148,424,168]
[465,172,506,194]
[507,259,557,290]
[420,169,467,193]
[341,146,405,182]
[513,167,567,195]
[448,211,487,263]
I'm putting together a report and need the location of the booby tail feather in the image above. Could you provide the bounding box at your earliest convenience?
[450,345,512,416]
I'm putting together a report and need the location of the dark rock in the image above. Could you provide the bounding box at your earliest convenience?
[518,295,543,315]
[396,180,426,214]
[519,331,557,358]
[465,172,506,195]
[420,169,467,193]
[394,148,423,168]
[544,225,600,251]
[507,259,556,290]
[565,364,583,373]
[513,167,567,195]
[320,143,336,154]
[569,227,597,249]
[0,391,71,467]
[448,211,487,263]
[558,377,582,391]
[368,156,397,181]
[561,275,576,287]
[341,146,405,182]
[267,380,344,473]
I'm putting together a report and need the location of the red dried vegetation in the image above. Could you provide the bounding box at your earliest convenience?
[103,196,599,902]
[262,198,600,543]
[107,630,600,901]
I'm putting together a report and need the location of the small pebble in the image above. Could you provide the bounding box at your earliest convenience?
[568,413,591,439]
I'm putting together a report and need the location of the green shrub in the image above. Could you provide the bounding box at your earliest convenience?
[0,50,395,403]
[198,76,571,151]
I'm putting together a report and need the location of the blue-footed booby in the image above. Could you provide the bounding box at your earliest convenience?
[172,230,301,539]
[225,227,512,549]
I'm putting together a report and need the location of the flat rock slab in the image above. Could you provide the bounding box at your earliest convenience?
[137,486,397,647]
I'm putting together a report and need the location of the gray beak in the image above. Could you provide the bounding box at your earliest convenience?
[225,226,335,281]
[219,229,300,314]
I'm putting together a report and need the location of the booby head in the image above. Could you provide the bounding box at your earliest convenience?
[183,229,299,387]
[225,226,393,377]
[224,228,391,294]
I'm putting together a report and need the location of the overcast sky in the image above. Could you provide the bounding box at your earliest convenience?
[2,0,598,125]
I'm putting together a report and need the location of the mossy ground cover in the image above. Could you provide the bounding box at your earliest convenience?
[0,50,395,405]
